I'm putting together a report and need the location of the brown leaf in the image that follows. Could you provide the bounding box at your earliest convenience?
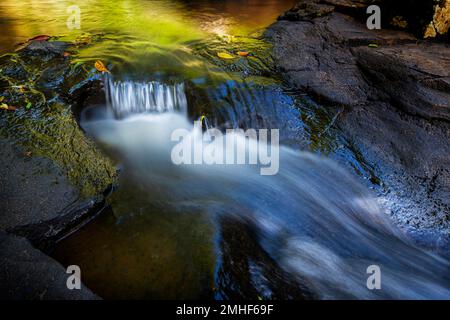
[29,35,51,42]
[0,103,17,111]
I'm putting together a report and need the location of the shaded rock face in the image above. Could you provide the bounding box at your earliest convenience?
[280,0,450,41]
[0,232,99,300]
[0,39,116,226]
[266,2,450,250]
[0,38,116,299]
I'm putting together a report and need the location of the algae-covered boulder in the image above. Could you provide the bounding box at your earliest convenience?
[0,38,116,238]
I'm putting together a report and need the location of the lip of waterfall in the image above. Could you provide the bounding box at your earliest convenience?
[104,74,188,118]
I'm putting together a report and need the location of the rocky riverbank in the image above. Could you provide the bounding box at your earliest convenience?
[266,0,450,252]
[0,37,116,299]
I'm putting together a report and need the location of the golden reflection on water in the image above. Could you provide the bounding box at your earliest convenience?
[0,0,295,52]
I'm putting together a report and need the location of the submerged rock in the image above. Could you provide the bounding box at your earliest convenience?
[216,216,316,300]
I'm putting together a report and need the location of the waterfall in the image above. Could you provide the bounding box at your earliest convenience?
[104,75,187,118]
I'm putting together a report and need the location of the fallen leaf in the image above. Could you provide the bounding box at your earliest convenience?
[368,43,379,48]
[24,151,32,157]
[237,51,250,57]
[217,52,235,59]
[29,35,51,42]
[391,16,408,29]
[63,52,71,57]
[26,102,32,110]
[95,60,110,73]
[0,103,17,111]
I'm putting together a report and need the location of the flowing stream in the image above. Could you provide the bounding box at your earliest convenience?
[57,76,450,299]
[2,0,448,299]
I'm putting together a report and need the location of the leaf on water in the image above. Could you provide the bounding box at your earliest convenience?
[237,51,250,57]
[29,35,51,42]
[26,102,32,110]
[95,60,110,73]
[0,103,17,111]
[217,52,235,59]
[368,43,379,48]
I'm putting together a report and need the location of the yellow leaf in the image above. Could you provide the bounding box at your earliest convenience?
[217,52,235,59]
[95,60,110,73]
[0,103,17,111]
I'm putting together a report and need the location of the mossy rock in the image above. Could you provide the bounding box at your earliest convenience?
[0,41,116,198]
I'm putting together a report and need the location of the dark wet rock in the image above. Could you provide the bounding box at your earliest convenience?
[0,140,78,230]
[0,231,99,300]
[0,38,116,298]
[216,217,316,300]
[0,41,116,198]
[267,13,417,106]
[353,44,450,121]
[20,40,68,60]
[266,1,450,248]
[280,0,450,41]
[278,1,335,21]
[0,139,108,248]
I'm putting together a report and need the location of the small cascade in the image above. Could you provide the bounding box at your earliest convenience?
[104,75,187,118]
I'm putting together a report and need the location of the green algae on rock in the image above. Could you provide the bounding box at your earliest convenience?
[0,41,116,198]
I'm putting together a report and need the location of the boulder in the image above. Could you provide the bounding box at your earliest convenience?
[279,0,450,41]
[0,231,99,300]
[266,2,450,249]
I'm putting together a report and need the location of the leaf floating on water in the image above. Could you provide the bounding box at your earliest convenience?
[237,51,250,57]
[368,43,379,48]
[0,103,17,111]
[29,35,51,42]
[26,102,32,110]
[95,60,110,73]
[217,52,235,59]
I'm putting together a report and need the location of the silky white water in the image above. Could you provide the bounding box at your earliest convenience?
[80,80,450,299]
[105,75,187,118]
